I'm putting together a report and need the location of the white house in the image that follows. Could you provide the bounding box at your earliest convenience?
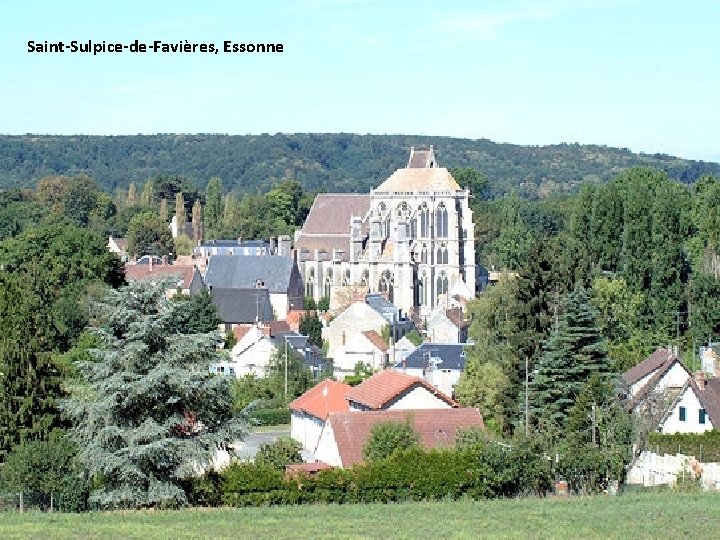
[314,408,485,468]
[622,348,690,399]
[345,369,457,412]
[658,374,720,434]
[210,324,275,377]
[393,343,468,398]
[288,379,351,455]
[391,336,418,364]
[321,301,388,377]
[425,306,467,344]
[342,330,389,373]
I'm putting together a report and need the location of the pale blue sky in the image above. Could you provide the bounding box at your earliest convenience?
[2,1,718,161]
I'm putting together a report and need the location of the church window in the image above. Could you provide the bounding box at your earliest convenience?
[324,269,332,299]
[436,272,448,301]
[379,270,394,303]
[419,204,430,237]
[436,244,448,265]
[421,244,428,264]
[306,268,315,298]
[436,203,449,238]
[419,272,427,307]
[342,269,350,286]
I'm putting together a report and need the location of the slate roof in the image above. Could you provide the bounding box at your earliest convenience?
[699,378,720,427]
[395,343,467,371]
[365,293,400,322]
[374,167,461,193]
[327,408,485,467]
[345,369,458,410]
[289,379,352,421]
[200,239,271,249]
[210,288,273,324]
[205,255,296,293]
[622,348,675,385]
[294,194,370,261]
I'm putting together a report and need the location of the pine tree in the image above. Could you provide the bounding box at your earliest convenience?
[63,282,245,509]
[531,286,610,429]
[175,192,187,230]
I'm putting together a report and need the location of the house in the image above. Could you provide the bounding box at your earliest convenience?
[392,343,468,398]
[391,335,418,364]
[295,146,476,318]
[341,330,389,373]
[622,348,690,400]
[314,408,485,468]
[345,369,458,412]
[322,300,389,378]
[425,306,467,343]
[289,379,352,454]
[209,287,274,330]
[107,236,128,261]
[124,262,203,296]
[658,373,720,434]
[204,255,304,319]
[700,344,720,376]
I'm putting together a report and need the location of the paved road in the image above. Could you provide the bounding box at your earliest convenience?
[233,428,290,460]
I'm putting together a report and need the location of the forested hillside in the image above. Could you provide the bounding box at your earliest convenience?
[1,134,718,198]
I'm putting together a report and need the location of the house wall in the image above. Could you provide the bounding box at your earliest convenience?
[428,318,460,344]
[231,339,277,377]
[269,293,288,320]
[322,304,387,375]
[314,421,342,467]
[661,387,714,434]
[425,368,461,399]
[290,411,325,453]
[386,384,452,410]
[631,362,689,398]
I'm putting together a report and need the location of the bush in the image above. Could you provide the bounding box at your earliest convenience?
[255,437,303,471]
[249,408,291,426]
[363,421,420,462]
[648,430,720,462]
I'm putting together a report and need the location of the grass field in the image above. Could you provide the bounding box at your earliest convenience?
[1,491,717,539]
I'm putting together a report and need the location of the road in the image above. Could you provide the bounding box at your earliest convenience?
[233,427,290,460]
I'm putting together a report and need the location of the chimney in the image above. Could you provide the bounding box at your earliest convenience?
[695,371,707,390]
[149,255,153,272]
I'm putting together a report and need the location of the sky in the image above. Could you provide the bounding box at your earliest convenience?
[1,0,719,161]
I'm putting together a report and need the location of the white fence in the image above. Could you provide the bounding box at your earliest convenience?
[627,451,720,490]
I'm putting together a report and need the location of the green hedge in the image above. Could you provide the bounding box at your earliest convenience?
[648,431,720,462]
[249,408,291,426]
[218,443,552,507]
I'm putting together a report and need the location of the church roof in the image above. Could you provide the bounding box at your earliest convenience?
[407,146,437,168]
[294,193,370,260]
[374,167,461,193]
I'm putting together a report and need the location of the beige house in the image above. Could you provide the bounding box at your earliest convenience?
[295,146,476,318]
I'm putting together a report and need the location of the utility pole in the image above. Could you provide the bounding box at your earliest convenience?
[525,356,530,437]
[284,337,288,399]
[591,401,597,445]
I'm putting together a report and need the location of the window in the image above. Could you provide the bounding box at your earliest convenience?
[418,272,427,307]
[420,244,428,264]
[419,204,430,237]
[436,244,448,265]
[436,203,448,238]
[699,408,707,424]
[436,272,448,300]
[679,406,686,422]
[379,270,394,302]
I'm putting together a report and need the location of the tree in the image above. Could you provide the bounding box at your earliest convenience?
[0,271,67,459]
[205,177,223,239]
[363,421,420,461]
[140,179,155,207]
[127,182,138,206]
[127,211,174,257]
[299,312,323,347]
[175,192,187,230]
[159,198,168,222]
[531,286,610,430]
[63,282,245,509]
[192,198,203,243]
[171,289,222,334]
[254,437,302,471]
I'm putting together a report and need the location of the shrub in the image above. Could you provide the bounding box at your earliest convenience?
[363,420,420,462]
[648,430,720,462]
[249,408,291,426]
[255,437,303,471]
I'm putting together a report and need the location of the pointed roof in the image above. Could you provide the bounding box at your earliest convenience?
[289,379,352,421]
[622,348,676,385]
[327,408,485,467]
[407,146,437,168]
[361,330,389,353]
[346,369,458,410]
[374,167,461,193]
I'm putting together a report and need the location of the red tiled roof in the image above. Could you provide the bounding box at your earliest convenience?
[622,348,674,385]
[696,377,720,428]
[267,320,291,336]
[285,461,333,477]
[445,307,468,329]
[361,330,388,353]
[328,408,485,467]
[286,310,310,332]
[345,370,458,410]
[124,264,196,289]
[232,325,252,342]
[289,379,352,421]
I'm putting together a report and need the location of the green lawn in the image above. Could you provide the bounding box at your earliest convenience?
[1,492,717,539]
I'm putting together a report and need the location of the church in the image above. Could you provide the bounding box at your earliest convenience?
[294,146,476,317]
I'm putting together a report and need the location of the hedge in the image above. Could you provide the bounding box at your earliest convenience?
[218,443,552,507]
[648,431,720,462]
[249,408,291,426]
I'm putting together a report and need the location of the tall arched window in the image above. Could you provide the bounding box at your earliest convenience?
[361,269,369,287]
[420,244,428,264]
[436,203,448,238]
[436,244,448,265]
[436,272,448,301]
[306,268,315,298]
[342,269,351,286]
[324,269,332,299]
[419,271,427,307]
[379,270,394,303]
[419,204,430,237]
[410,216,417,239]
